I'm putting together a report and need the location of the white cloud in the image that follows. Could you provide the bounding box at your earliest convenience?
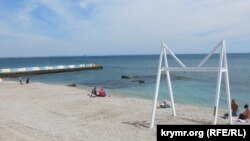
[79,0,89,9]
[87,0,250,53]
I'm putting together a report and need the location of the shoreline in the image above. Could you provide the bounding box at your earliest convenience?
[3,74,247,111]
[0,80,246,141]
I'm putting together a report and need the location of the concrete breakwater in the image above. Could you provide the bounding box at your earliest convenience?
[0,63,103,77]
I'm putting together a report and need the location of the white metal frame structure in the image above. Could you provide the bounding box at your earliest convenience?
[150,39,232,128]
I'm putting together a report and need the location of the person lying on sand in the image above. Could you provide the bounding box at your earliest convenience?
[157,100,171,108]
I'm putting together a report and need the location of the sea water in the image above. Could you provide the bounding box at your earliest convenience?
[0,54,249,109]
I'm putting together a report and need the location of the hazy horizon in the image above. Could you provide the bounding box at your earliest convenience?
[0,52,249,59]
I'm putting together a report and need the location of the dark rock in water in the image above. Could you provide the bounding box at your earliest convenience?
[175,76,190,80]
[67,83,77,87]
[131,80,145,83]
[138,80,145,83]
[121,75,133,79]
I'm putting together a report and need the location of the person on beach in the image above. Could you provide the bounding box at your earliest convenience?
[18,77,23,85]
[26,78,30,84]
[222,99,239,119]
[157,100,171,108]
[239,104,250,120]
[90,87,98,97]
[231,99,239,116]
[99,87,106,97]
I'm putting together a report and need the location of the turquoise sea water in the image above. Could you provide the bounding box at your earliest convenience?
[0,54,249,109]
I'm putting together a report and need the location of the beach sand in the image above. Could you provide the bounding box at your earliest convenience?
[0,81,241,141]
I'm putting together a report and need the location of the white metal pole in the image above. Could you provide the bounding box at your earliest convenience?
[223,40,233,124]
[150,46,164,129]
[213,45,224,125]
[198,40,223,67]
[163,47,176,117]
[162,43,186,68]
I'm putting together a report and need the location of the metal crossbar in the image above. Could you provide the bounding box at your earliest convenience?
[161,67,227,72]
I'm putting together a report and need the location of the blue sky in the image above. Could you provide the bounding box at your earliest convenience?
[0,0,250,57]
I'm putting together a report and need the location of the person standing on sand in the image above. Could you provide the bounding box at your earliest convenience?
[19,77,23,85]
[231,99,239,116]
[26,78,30,84]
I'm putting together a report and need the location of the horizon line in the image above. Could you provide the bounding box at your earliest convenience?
[0,52,249,59]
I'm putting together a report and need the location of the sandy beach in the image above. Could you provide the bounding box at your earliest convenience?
[0,81,244,141]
